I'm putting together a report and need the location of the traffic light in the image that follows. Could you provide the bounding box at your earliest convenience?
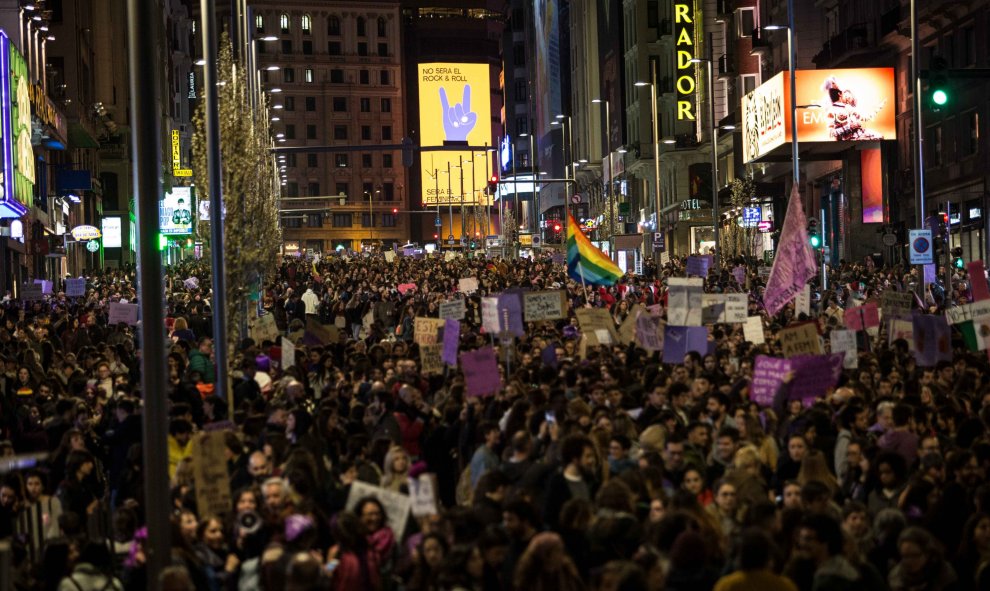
[952,246,964,269]
[392,208,398,214]
[928,56,949,111]
[808,219,821,248]
[486,174,498,195]
[158,233,167,251]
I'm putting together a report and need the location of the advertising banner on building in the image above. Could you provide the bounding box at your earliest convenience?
[742,68,896,163]
[101,216,122,248]
[160,186,194,235]
[861,148,884,223]
[0,31,26,218]
[418,63,492,206]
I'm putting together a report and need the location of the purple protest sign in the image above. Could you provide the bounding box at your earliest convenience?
[461,346,501,397]
[732,266,746,285]
[662,326,709,364]
[541,343,559,369]
[923,264,936,287]
[913,314,952,366]
[764,185,818,315]
[442,319,460,366]
[790,353,845,405]
[686,255,711,277]
[751,355,790,407]
[498,292,525,337]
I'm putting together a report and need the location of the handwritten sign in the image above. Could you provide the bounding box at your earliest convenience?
[461,346,501,397]
[795,285,810,317]
[575,308,620,344]
[108,302,139,326]
[881,291,913,320]
[701,294,725,325]
[523,290,568,321]
[725,294,748,323]
[281,337,295,369]
[65,278,86,298]
[20,283,43,302]
[667,277,703,326]
[192,431,232,518]
[618,305,642,344]
[458,277,479,294]
[346,481,411,536]
[946,300,990,325]
[419,343,444,376]
[830,329,858,369]
[635,313,663,351]
[252,314,279,344]
[889,318,914,348]
[439,299,466,320]
[779,322,821,357]
[414,317,444,345]
[407,473,438,517]
[751,355,790,406]
[481,297,501,333]
[743,316,766,345]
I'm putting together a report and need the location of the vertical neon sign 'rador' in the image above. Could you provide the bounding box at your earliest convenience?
[674,1,696,121]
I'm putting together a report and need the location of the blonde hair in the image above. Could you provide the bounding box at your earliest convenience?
[173,316,189,332]
[797,449,839,495]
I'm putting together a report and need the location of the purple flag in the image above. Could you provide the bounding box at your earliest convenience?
[662,326,709,364]
[442,319,460,366]
[462,346,501,397]
[790,353,845,406]
[732,266,746,285]
[498,292,525,337]
[763,185,818,315]
[913,314,952,366]
[751,355,790,406]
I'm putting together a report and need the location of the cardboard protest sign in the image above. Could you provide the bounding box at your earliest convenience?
[419,343,444,376]
[108,302,139,326]
[407,474,439,517]
[830,329,858,369]
[881,291,913,320]
[523,290,568,321]
[947,300,990,325]
[251,314,280,344]
[618,306,642,344]
[844,303,880,331]
[667,278,703,326]
[635,313,663,351]
[414,317,445,345]
[281,337,295,369]
[662,326,709,363]
[461,346,501,397]
[439,299,466,321]
[724,294,748,323]
[192,431,232,518]
[384,251,396,263]
[751,355,790,406]
[20,283,43,302]
[458,278,479,294]
[778,322,821,357]
[701,294,725,325]
[575,308,620,344]
[65,278,86,298]
[481,297,501,333]
[913,314,952,366]
[346,481,411,536]
[743,316,766,345]
[442,319,460,366]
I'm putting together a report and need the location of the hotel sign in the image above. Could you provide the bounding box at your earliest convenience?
[674,1,696,121]
[171,130,192,177]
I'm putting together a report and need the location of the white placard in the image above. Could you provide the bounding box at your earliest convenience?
[281,337,295,369]
[407,474,438,518]
[108,302,139,325]
[725,293,748,323]
[795,285,811,317]
[830,329,859,368]
[458,277,479,294]
[384,251,396,263]
[345,480,411,536]
[65,278,86,298]
[481,296,501,333]
[439,299,466,320]
[743,316,765,345]
[667,278,703,326]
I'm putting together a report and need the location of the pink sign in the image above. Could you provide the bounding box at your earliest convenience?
[843,303,880,331]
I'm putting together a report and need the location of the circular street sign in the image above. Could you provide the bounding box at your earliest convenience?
[882,233,897,247]
[912,236,930,254]
[570,194,582,204]
[85,240,100,253]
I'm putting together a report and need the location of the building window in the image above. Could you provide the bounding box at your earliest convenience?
[285,124,296,139]
[307,213,322,227]
[284,97,295,111]
[307,154,317,168]
[335,182,349,196]
[383,182,394,201]
[357,42,368,56]
[286,153,297,167]
[283,67,294,83]
[302,14,311,33]
[381,98,391,112]
[362,153,373,167]
[362,182,374,199]
[362,213,375,227]
[280,13,289,33]
[740,74,759,95]
[330,69,344,83]
[361,126,372,140]
[334,125,348,140]
[514,80,526,101]
[382,213,397,227]
[305,96,316,111]
[333,97,347,112]
[357,17,366,36]
[381,126,392,140]
[516,116,528,135]
[335,154,348,167]
[378,43,388,56]
[929,125,943,167]
[281,40,292,54]
[328,16,340,36]
[513,44,525,66]
[255,14,264,32]
[968,111,980,155]
[737,8,756,38]
[382,154,393,168]
[305,68,314,83]
[307,125,317,139]
[283,216,302,228]
[303,40,313,55]
[333,213,352,227]
[380,70,389,85]
[360,70,369,84]
[963,27,976,66]
[360,98,371,112]
[377,17,386,37]
[329,41,342,55]
[286,182,299,196]
[308,182,320,195]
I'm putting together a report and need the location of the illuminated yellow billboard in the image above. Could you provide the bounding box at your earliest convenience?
[418,63,491,206]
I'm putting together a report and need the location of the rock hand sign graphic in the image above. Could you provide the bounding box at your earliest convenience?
[439,85,476,142]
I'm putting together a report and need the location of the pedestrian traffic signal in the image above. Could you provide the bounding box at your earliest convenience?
[952,246,964,269]
[808,220,821,248]
[928,56,950,111]
[486,174,498,195]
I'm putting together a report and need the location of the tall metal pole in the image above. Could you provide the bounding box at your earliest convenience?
[786,10,798,188]
[447,162,454,242]
[651,62,661,255]
[434,167,441,252]
[910,0,926,226]
[605,100,613,238]
[368,186,374,246]
[459,155,465,241]
[201,0,231,409]
[707,35,720,269]
[470,152,476,241]
[484,145,492,239]
[127,0,170,586]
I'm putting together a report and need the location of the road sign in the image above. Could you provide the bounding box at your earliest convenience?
[570,193,582,204]
[909,229,933,264]
[882,233,897,247]
[448,234,454,241]
[435,217,442,227]
[447,239,455,245]
[653,232,665,251]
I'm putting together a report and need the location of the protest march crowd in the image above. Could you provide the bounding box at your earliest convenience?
[2,242,990,591]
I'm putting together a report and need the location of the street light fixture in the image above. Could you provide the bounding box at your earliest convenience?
[761,21,798,188]
[634,73,662,254]
[592,97,615,238]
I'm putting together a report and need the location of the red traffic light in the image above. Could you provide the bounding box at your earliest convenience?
[553,224,561,232]
[433,233,438,239]
[490,174,498,183]
[392,208,398,214]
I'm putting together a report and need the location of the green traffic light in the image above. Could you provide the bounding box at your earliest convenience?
[954,257,964,269]
[809,235,821,248]
[932,89,948,106]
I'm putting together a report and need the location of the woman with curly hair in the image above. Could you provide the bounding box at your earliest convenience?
[513,532,585,591]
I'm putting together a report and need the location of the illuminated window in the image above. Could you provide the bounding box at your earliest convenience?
[280,13,289,32]
[255,14,264,32]
[301,14,311,33]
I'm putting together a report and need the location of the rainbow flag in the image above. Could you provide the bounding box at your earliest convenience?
[566,213,623,286]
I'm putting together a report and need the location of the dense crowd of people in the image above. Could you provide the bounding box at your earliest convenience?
[0,251,988,591]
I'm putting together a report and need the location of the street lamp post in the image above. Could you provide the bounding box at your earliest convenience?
[691,40,721,269]
[592,98,614,238]
[763,20,798,189]
[553,114,574,241]
[636,63,661,262]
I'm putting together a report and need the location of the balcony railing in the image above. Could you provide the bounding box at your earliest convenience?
[813,23,871,66]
